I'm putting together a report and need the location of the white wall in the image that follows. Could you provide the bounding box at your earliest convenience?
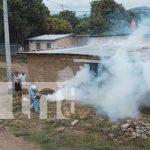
[29,36,73,51]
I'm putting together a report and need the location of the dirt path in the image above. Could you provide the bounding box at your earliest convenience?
[0,125,41,150]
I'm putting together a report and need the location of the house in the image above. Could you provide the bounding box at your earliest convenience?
[27,34,88,51]
[21,46,101,82]
[21,38,150,83]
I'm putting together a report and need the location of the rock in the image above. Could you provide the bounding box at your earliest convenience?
[56,126,65,132]
[124,132,130,137]
[127,120,133,125]
[118,131,124,136]
[135,125,140,129]
[63,110,71,118]
[136,129,144,134]
[47,117,57,122]
[121,128,128,132]
[71,120,78,126]
[128,127,135,133]
[107,133,114,139]
[121,123,130,130]
[130,132,137,139]
[112,125,119,130]
[140,134,148,139]
[129,132,137,140]
[147,131,150,136]
[80,116,85,119]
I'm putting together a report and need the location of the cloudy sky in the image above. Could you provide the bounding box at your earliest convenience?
[43,0,150,15]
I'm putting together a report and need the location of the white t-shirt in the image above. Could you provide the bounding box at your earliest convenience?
[18,74,27,82]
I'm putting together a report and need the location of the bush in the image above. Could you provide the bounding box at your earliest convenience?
[40,88,55,95]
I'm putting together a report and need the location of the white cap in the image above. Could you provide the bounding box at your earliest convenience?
[31,85,37,90]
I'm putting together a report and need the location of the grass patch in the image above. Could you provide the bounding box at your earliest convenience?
[0,67,6,77]
[23,131,150,150]
[3,99,150,150]
[40,88,55,95]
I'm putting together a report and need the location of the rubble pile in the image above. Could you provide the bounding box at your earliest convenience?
[108,120,150,141]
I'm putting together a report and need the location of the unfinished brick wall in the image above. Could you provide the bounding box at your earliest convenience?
[27,54,99,82]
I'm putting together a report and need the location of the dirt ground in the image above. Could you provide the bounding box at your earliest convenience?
[0,125,41,150]
[0,56,40,150]
[1,55,150,150]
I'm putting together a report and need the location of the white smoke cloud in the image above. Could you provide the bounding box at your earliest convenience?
[47,19,150,121]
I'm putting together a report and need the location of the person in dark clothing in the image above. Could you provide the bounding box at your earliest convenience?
[13,72,22,96]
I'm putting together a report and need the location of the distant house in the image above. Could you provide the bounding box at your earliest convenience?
[27,34,88,51]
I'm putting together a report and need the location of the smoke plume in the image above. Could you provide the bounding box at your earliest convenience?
[47,19,150,121]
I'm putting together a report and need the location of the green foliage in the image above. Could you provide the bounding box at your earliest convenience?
[0,67,6,77]
[7,0,49,46]
[90,0,131,34]
[40,88,55,95]
[45,17,72,34]
[91,0,118,17]
[58,10,79,28]
[74,18,91,33]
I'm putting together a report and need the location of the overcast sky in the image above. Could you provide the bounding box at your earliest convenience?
[43,0,150,16]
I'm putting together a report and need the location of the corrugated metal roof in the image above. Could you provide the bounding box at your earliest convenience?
[20,46,103,56]
[27,34,73,41]
[20,45,150,61]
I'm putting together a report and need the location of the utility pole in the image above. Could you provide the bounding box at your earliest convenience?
[3,0,12,83]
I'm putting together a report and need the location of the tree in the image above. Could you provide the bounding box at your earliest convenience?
[56,10,79,28]
[8,0,50,46]
[74,19,91,33]
[45,17,72,34]
[90,0,131,34]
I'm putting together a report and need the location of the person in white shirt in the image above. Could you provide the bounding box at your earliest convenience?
[18,71,27,82]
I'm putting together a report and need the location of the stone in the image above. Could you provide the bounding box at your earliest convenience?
[56,126,65,132]
[147,131,150,136]
[128,127,135,133]
[124,132,130,137]
[121,128,128,132]
[121,123,130,130]
[140,134,148,140]
[135,125,140,129]
[131,132,137,139]
[71,120,79,126]
[127,120,133,125]
[80,116,85,119]
[140,134,148,139]
[136,129,144,134]
[47,116,57,122]
[107,133,114,139]
[112,125,119,130]
[146,126,150,130]
[63,110,71,118]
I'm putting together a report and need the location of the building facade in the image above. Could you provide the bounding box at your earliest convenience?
[22,46,100,82]
[28,34,88,51]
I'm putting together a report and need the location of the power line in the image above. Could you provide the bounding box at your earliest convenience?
[46,0,71,10]
[46,0,90,13]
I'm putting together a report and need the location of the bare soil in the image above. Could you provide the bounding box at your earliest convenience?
[0,125,41,150]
